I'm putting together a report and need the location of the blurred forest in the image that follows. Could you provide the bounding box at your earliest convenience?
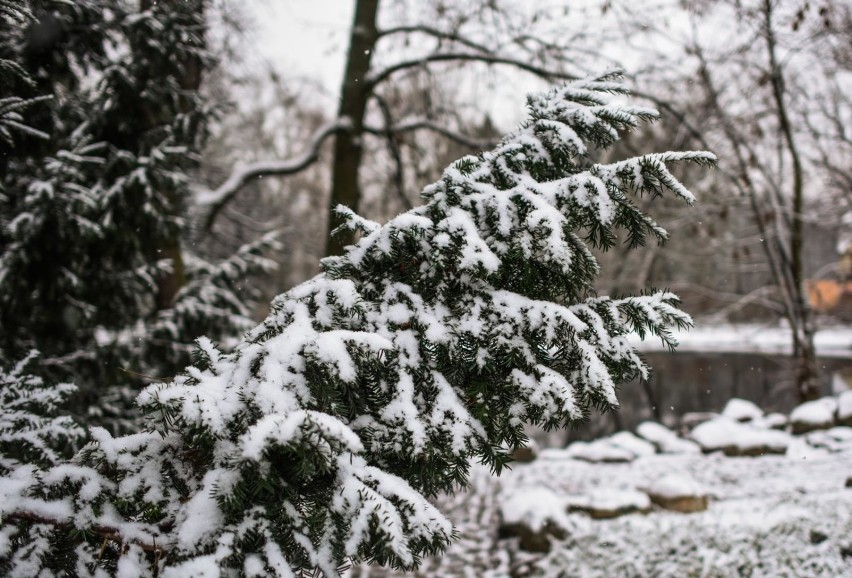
[1,0,850,430]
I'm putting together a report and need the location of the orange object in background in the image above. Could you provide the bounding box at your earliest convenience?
[806,280,852,314]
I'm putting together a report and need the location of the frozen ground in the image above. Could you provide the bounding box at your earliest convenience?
[351,421,852,577]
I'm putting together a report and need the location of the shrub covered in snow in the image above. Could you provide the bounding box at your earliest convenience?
[0,75,713,577]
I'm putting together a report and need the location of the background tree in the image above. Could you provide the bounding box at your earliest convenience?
[0,0,274,430]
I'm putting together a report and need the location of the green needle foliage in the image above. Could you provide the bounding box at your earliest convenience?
[0,73,714,577]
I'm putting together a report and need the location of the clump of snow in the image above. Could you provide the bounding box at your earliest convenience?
[565,439,634,463]
[790,397,838,434]
[646,473,706,500]
[567,488,651,518]
[689,417,791,455]
[635,421,701,454]
[837,390,852,425]
[500,486,569,532]
[721,398,763,422]
[607,431,657,458]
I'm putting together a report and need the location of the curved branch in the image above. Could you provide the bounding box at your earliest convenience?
[197,119,350,232]
[365,52,580,89]
[376,24,493,54]
[364,118,497,150]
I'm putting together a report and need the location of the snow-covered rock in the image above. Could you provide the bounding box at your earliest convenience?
[679,412,719,432]
[757,412,788,430]
[567,488,651,519]
[721,398,763,422]
[790,397,838,434]
[607,431,657,458]
[564,439,634,463]
[838,390,852,427]
[645,474,708,513]
[805,426,852,452]
[498,487,570,552]
[689,417,790,456]
[635,421,701,454]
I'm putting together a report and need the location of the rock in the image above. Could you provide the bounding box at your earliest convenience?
[689,417,790,456]
[790,397,837,435]
[805,427,852,452]
[845,476,852,488]
[499,519,567,553]
[810,530,828,544]
[499,487,570,553]
[842,545,852,559]
[607,431,657,458]
[680,412,719,433]
[565,439,634,463]
[567,489,651,519]
[721,398,763,422]
[838,390,852,427]
[511,440,540,463]
[645,474,708,513]
[635,421,701,454]
[761,412,789,430]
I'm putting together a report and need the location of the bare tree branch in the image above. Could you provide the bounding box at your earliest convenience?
[197,119,350,232]
[377,24,492,54]
[372,94,412,211]
[364,118,497,150]
[365,52,580,89]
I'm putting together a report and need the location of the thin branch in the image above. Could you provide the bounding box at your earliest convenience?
[365,52,580,89]
[364,118,497,150]
[7,510,170,554]
[197,119,351,232]
[372,94,412,212]
[376,24,492,54]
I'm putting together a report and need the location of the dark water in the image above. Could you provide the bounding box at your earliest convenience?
[544,351,852,445]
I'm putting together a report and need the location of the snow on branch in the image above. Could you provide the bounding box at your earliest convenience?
[197,118,351,231]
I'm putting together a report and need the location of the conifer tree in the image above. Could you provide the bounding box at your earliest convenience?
[0,0,272,431]
[0,75,714,577]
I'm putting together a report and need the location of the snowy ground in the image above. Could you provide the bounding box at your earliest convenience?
[351,420,852,577]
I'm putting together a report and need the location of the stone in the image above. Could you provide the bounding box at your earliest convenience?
[635,421,701,454]
[790,397,837,435]
[499,487,569,553]
[511,442,539,463]
[679,412,719,434]
[645,474,709,513]
[689,417,790,456]
[567,489,651,519]
[838,390,852,427]
[721,398,763,422]
[810,530,828,544]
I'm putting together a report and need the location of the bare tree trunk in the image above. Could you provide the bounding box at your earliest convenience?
[763,0,820,401]
[325,0,380,257]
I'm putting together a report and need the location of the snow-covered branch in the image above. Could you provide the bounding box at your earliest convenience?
[197,119,351,231]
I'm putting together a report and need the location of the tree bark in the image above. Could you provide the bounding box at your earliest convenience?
[325,0,380,257]
[763,0,820,401]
